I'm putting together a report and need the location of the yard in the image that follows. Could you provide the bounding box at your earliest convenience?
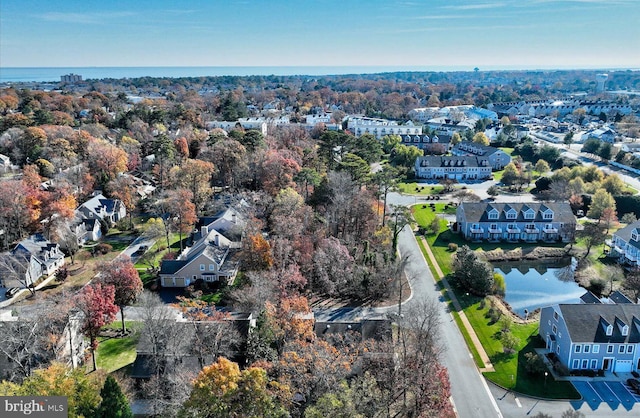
[95,321,141,374]
[413,204,579,399]
[397,182,444,196]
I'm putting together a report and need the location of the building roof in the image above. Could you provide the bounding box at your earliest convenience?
[609,290,634,304]
[580,291,602,304]
[314,319,392,342]
[458,202,575,224]
[558,304,640,343]
[416,155,489,168]
[613,220,640,244]
[453,141,505,157]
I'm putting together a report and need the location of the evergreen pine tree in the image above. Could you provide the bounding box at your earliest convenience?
[96,376,132,418]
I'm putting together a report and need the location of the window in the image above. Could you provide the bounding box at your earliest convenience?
[209,264,215,271]
[581,359,588,369]
[552,324,557,334]
[619,345,625,354]
[575,345,581,353]
[524,211,535,220]
[490,224,497,230]
[553,311,559,321]
[584,345,590,353]
[627,345,634,354]
[556,346,560,354]
[606,325,613,336]
[526,224,536,230]
[572,359,579,369]
[489,212,498,220]
[593,345,599,354]
[507,211,516,219]
[632,232,638,241]
[607,345,614,353]
[199,264,205,271]
[543,212,553,220]
[590,359,598,369]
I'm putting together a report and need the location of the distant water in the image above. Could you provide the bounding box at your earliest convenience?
[0,65,478,83]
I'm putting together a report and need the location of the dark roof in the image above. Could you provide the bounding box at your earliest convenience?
[580,291,602,304]
[559,304,640,343]
[453,141,505,157]
[458,202,575,224]
[609,291,634,304]
[159,260,187,275]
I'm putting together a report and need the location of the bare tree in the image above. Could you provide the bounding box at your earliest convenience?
[0,252,37,296]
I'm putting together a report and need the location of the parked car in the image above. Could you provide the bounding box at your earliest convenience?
[627,378,640,392]
[5,287,20,299]
[134,245,149,255]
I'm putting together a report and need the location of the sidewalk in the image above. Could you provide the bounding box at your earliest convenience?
[418,235,495,373]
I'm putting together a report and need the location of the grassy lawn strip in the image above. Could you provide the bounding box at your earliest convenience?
[398,182,444,195]
[96,321,141,374]
[415,237,485,368]
[134,233,182,270]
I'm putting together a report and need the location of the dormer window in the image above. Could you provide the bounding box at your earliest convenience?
[622,325,629,336]
[543,212,553,220]
[506,211,517,220]
[632,231,639,242]
[524,210,535,220]
[606,325,613,336]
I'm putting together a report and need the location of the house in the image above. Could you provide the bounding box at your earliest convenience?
[608,221,640,267]
[306,113,332,126]
[130,313,253,380]
[451,141,511,170]
[539,303,640,374]
[206,118,268,136]
[159,207,244,288]
[455,202,576,243]
[401,134,451,154]
[0,153,15,173]
[586,127,617,143]
[8,234,65,285]
[414,156,492,181]
[314,319,392,344]
[76,192,126,224]
[72,217,102,244]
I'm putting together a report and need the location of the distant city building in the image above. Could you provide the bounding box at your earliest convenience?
[60,73,82,83]
[596,73,608,93]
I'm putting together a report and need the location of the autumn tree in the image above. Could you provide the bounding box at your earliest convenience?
[204,138,248,188]
[261,150,301,196]
[472,132,490,146]
[623,268,640,301]
[535,159,550,174]
[76,283,118,371]
[97,256,142,334]
[96,376,132,418]
[241,233,274,271]
[295,167,322,201]
[87,139,128,187]
[602,174,625,196]
[107,175,138,229]
[0,180,31,248]
[577,222,607,259]
[171,158,215,214]
[587,188,616,221]
[181,357,288,418]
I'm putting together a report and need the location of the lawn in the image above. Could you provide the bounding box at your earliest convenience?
[412,205,579,399]
[96,321,141,373]
[397,182,444,195]
[134,233,183,270]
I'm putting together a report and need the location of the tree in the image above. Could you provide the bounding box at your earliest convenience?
[181,357,288,418]
[97,256,142,334]
[450,132,462,146]
[600,207,618,234]
[581,138,601,155]
[171,158,215,214]
[107,175,138,229]
[563,131,574,146]
[602,174,625,196]
[587,188,616,221]
[577,222,607,259]
[261,150,301,196]
[451,245,494,296]
[304,382,363,418]
[160,189,198,252]
[241,233,274,271]
[623,268,640,301]
[621,213,637,224]
[295,167,321,201]
[389,205,410,260]
[501,162,521,187]
[500,332,520,355]
[472,132,489,146]
[76,283,118,371]
[339,152,371,185]
[0,252,37,296]
[96,376,132,418]
[535,159,550,174]
[487,185,499,197]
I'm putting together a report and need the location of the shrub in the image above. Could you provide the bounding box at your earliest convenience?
[588,278,606,296]
[524,352,546,376]
[492,273,506,296]
[447,243,458,252]
[95,243,113,255]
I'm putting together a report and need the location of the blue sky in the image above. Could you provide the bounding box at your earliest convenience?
[1,0,639,69]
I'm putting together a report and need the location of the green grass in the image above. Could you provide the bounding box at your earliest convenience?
[500,147,515,156]
[397,182,444,195]
[492,170,505,182]
[96,321,141,373]
[413,211,579,399]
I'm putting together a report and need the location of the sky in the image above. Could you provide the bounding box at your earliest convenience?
[1,0,639,70]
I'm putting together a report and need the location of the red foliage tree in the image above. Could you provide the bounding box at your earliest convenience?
[97,256,143,333]
[76,283,118,371]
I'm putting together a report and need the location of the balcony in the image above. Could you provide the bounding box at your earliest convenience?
[488,227,502,234]
[525,227,539,234]
[470,227,484,234]
[543,226,558,233]
[506,227,520,233]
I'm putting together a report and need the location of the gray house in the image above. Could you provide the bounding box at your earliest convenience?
[456,202,576,243]
[608,220,640,267]
[539,303,640,373]
[415,155,492,180]
[76,192,126,224]
[159,208,244,288]
[12,234,65,280]
[451,141,511,170]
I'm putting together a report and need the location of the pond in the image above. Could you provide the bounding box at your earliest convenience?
[493,258,585,318]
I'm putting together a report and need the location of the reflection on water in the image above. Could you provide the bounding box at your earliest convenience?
[493,258,584,318]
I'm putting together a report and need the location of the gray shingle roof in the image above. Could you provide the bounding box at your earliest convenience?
[613,220,640,244]
[559,304,640,343]
[416,155,488,168]
[458,202,575,224]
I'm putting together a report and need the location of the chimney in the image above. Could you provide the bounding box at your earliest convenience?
[214,233,220,246]
[201,225,208,237]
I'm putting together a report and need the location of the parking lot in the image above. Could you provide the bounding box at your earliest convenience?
[572,380,640,411]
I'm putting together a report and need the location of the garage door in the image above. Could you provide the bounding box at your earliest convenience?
[175,278,186,287]
[615,360,633,373]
